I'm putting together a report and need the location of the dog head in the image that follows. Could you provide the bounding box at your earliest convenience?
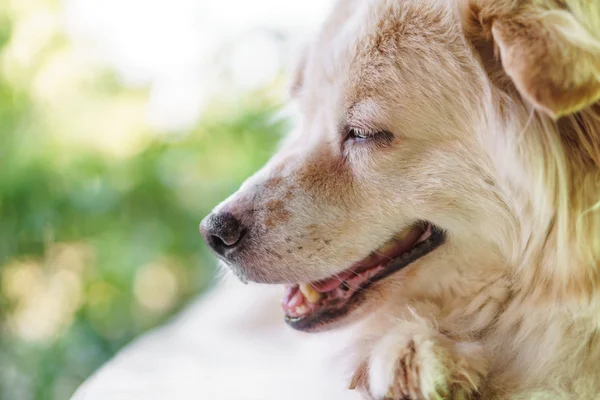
[201,0,600,331]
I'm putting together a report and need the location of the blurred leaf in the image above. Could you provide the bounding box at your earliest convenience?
[0,2,283,399]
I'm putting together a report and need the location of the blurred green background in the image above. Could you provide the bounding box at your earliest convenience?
[0,0,291,398]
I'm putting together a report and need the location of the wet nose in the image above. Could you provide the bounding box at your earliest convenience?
[200,212,247,256]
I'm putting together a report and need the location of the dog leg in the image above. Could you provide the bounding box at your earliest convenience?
[351,318,488,400]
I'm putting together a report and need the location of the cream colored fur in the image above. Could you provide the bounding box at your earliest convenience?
[208,0,600,398]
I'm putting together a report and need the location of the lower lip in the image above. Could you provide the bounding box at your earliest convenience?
[284,228,446,332]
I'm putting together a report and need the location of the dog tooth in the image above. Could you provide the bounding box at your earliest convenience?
[300,283,322,304]
[295,305,310,315]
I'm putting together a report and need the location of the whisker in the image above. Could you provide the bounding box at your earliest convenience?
[372,250,394,261]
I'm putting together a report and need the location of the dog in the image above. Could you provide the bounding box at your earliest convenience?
[200,0,600,398]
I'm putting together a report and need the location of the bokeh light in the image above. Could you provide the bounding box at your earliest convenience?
[0,0,331,398]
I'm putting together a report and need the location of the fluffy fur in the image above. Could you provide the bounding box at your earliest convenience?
[206,0,600,398]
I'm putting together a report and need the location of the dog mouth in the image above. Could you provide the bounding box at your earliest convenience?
[281,222,445,332]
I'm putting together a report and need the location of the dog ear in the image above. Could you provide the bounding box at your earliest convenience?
[470,1,600,118]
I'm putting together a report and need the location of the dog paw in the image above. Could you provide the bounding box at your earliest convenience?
[350,322,488,400]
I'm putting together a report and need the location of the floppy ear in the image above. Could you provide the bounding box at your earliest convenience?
[471,2,600,118]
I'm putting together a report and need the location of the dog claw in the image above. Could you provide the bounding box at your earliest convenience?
[349,364,367,390]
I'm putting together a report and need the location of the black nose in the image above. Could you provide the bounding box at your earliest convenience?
[200,212,247,256]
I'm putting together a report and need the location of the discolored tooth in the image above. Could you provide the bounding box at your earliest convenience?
[300,283,322,304]
[295,305,310,315]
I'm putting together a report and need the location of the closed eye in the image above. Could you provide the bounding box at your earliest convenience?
[344,127,394,145]
[347,128,373,141]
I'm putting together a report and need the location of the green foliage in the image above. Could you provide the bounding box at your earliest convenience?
[0,3,284,399]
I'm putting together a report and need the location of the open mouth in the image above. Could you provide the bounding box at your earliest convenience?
[281,222,445,332]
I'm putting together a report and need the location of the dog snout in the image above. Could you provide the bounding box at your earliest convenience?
[200,212,247,257]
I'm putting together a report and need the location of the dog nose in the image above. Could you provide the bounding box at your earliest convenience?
[200,212,247,256]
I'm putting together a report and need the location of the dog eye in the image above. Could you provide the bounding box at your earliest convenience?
[345,128,394,145]
[347,128,372,141]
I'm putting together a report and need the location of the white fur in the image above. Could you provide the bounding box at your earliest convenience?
[208,0,600,398]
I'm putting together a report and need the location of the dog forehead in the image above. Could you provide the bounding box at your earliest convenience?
[294,0,458,143]
[326,0,456,105]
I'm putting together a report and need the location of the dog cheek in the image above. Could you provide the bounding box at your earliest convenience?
[296,154,357,210]
[264,199,292,229]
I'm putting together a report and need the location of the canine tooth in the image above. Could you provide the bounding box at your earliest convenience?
[288,290,304,309]
[295,305,310,315]
[300,283,322,304]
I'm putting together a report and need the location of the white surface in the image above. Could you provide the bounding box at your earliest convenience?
[72,278,363,400]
